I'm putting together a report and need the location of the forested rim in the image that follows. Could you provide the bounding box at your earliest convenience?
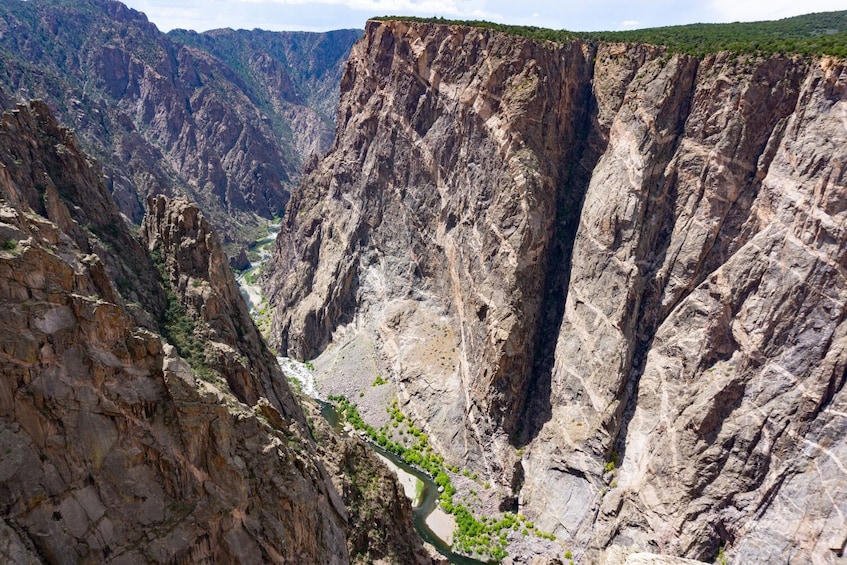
[372,11,847,58]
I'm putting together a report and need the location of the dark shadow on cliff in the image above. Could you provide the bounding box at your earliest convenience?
[513,52,606,447]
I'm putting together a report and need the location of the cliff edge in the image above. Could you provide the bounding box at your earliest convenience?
[266,20,847,563]
[0,100,430,564]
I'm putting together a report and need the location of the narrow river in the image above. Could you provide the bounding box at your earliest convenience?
[236,223,489,564]
[318,402,490,565]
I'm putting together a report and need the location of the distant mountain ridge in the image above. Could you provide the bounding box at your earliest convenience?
[0,0,360,250]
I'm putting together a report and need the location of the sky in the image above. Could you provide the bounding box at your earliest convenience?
[118,0,847,33]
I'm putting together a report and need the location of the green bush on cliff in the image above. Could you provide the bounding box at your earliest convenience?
[150,247,215,382]
[374,11,847,58]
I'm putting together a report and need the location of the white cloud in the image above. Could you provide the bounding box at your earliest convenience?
[236,0,498,20]
[119,0,847,35]
[710,0,847,22]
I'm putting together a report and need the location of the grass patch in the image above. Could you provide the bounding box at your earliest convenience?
[372,374,388,386]
[243,269,260,285]
[414,477,425,505]
[151,247,216,382]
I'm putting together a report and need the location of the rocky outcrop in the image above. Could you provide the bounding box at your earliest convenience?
[0,100,428,564]
[304,402,434,564]
[0,0,359,249]
[142,194,305,425]
[0,99,165,319]
[266,20,847,563]
[229,247,251,271]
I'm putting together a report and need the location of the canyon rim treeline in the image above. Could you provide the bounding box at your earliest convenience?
[266,19,847,563]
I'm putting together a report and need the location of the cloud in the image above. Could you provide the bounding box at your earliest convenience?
[236,0,499,19]
[620,19,640,28]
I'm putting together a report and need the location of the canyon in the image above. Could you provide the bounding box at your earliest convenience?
[0,100,429,564]
[1,1,846,562]
[266,19,847,564]
[0,0,359,250]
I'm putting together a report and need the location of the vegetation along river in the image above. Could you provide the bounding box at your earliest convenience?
[236,223,489,564]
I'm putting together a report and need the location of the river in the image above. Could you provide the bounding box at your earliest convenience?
[236,222,490,564]
[318,401,490,565]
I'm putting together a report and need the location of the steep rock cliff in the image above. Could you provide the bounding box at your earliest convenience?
[0,0,359,248]
[0,101,428,564]
[142,194,305,425]
[141,194,432,564]
[266,20,847,563]
[168,27,362,162]
[267,20,597,473]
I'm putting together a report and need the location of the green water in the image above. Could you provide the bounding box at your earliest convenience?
[318,402,491,565]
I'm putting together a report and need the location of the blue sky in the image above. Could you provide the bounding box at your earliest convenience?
[119,0,847,33]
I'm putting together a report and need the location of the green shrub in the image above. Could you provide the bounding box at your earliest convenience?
[373,11,847,58]
[150,247,215,381]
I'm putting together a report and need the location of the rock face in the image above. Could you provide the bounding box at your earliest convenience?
[0,100,428,564]
[142,194,304,423]
[266,20,847,563]
[267,20,597,473]
[304,402,435,565]
[168,28,362,163]
[0,0,359,248]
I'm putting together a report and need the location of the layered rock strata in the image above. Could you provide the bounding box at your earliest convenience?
[266,20,847,563]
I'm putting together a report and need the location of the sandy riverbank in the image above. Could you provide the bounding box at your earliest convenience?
[375,453,456,546]
[376,453,421,505]
[425,507,456,547]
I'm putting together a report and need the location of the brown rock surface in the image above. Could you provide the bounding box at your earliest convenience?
[266,20,847,563]
[142,194,305,425]
[0,100,429,564]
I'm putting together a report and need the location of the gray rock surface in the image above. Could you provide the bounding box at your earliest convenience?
[266,20,847,563]
[0,0,360,250]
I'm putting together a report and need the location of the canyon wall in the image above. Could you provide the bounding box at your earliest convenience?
[0,0,359,248]
[0,100,428,564]
[267,20,847,563]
